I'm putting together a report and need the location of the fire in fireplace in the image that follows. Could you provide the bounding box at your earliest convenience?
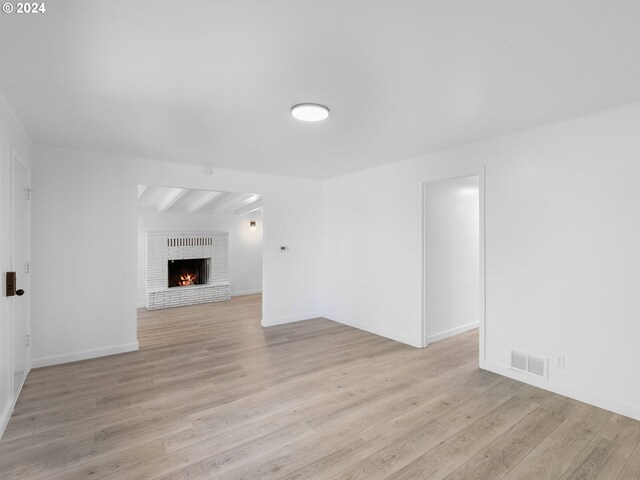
[168,258,210,288]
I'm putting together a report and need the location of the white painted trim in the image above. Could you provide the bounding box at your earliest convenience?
[0,368,29,440]
[7,148,31,430]
[31,342,139,368]
[231,289,262,297]
[426,322,479,344]
[482,361,640,422]
[14,369,28,400]
[324,313,422,348]
[420,166,486,369]
[0,401,12,441]
[261,313,320,327]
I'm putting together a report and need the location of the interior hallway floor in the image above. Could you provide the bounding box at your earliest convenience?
[1,293,639,479]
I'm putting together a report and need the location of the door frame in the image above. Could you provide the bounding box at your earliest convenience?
[11,146,31,399]
[420,166,486,368]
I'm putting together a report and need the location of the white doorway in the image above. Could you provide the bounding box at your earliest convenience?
[136,185,264,317]
[12,149,31,396]
[422,168,485,363]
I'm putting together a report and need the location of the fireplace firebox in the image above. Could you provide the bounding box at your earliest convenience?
[168,258,210,288]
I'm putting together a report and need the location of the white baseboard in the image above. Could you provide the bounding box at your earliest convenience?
[231,289,262,297]
[32,342,139,368]
[261,313,320,327]
[426,322,479,344]
[0,401,11,441]
[0,368,30,440]
[482,360,640,422]
[137,302,146,309]
[323,313,422,348]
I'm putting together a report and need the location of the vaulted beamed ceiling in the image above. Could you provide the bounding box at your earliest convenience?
[137,186,262,216]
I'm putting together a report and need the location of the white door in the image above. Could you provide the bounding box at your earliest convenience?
[13,154,30,394]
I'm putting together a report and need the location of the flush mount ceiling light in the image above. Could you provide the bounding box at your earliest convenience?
[291,103,330,122]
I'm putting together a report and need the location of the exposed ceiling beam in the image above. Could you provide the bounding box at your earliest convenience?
[187,191,223,214]
[207,192,250,214]
[234,198,263,216]
[137,184,148,200]
[157,188,188,213]
[233,194,261,210]
[212,193,261,215]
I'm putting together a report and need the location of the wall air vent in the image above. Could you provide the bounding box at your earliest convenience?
[511,351,527,371]
[510,350,548,379]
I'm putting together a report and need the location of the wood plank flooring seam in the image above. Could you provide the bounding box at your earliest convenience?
[616,439,640,480]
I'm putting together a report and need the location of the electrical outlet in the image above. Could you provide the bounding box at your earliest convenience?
[555,355,565,369]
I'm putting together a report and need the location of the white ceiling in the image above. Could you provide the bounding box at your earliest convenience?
[1,1,640,179]
[138,186,262,216]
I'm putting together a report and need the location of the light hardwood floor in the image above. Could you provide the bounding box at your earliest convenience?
[1,294,639,479]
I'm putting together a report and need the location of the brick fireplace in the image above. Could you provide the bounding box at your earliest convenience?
[145,231,230,309]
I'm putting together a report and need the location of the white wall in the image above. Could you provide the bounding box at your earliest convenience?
[0,94,31,437]
[425,176,479,344]
[137,211,263,306]
[322,104,640,421]
[31,147,322,367]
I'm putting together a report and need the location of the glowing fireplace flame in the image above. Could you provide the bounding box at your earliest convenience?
[179,273,197,286]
